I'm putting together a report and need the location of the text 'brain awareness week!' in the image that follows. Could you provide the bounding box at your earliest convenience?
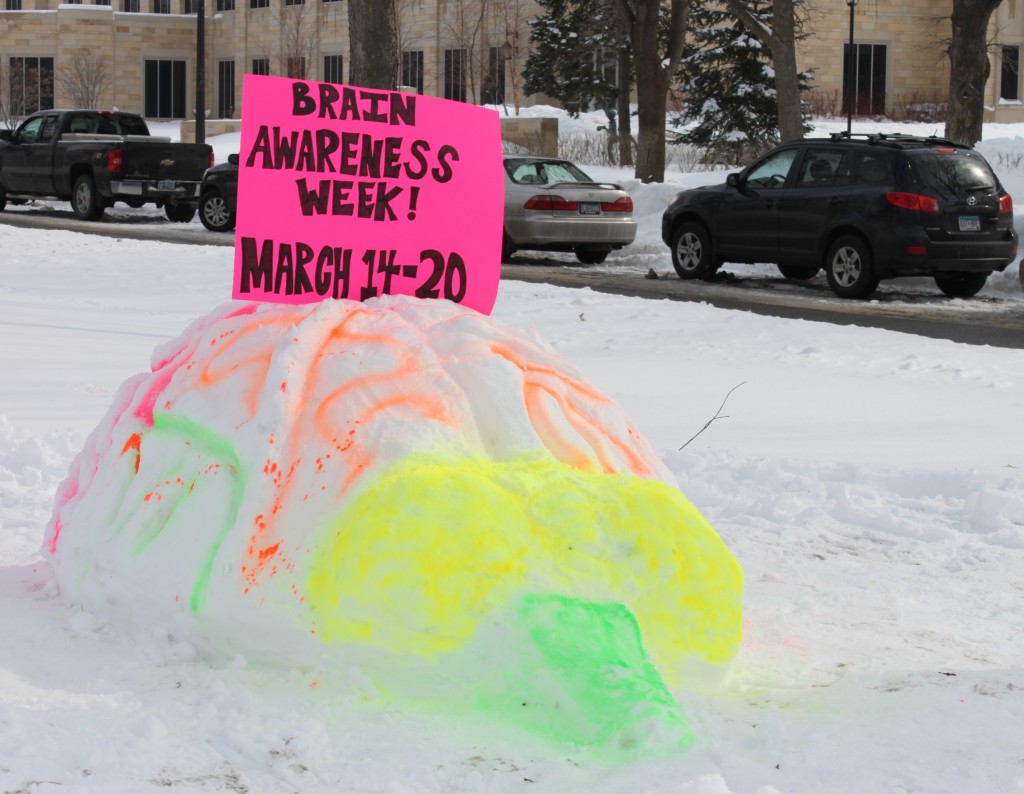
[232,75,504,315]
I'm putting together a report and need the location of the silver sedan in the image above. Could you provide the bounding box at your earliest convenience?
[502,155,637,265]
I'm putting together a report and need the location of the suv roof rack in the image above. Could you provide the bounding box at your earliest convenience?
[827,131,968,149]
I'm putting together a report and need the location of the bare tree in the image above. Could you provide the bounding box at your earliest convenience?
[614,0,689,183]
[348,0,399,89]
[439,0,485,101]
[722,0,804,143]
[0,61,21,131]
[396,0,430,90]
[58,52,111,109]
[277,1,318,80]
[945,0,1003,146]
[491,0,532,114]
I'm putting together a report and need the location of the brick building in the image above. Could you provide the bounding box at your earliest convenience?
[1,1,1023,126]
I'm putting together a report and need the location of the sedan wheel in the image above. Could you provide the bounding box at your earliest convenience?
[671,221,717,279]
[575,248,608,265]
[825,235,878,298]
[200,192,235,232]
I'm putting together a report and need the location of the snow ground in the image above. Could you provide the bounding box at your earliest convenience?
[1,111,1023,793]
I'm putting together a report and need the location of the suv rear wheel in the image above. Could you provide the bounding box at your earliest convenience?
[671,222,717,279]
[934,272,989,298]
[825,235,878,298]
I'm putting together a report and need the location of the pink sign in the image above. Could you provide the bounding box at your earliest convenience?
[232,75,504,315]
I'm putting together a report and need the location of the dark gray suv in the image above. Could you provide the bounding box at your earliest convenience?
[661,133,1018,298]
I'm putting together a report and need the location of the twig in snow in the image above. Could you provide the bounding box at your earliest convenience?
[678,381,746,450]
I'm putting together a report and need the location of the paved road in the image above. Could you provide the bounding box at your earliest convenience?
[3,210,1023,349]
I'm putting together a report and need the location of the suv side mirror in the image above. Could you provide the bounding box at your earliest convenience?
[726,172,740,188]
[0,129,11,143]
[228,153,239,166]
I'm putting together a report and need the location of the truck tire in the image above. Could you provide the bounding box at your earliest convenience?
[72,175,105,221]
[0,183,7,212]
[165,202,197,223]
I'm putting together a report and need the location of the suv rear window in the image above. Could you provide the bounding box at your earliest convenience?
[907,151,998,199]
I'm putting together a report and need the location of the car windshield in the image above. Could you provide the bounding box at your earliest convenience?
[907,151,998,199]
[505,158,594,185]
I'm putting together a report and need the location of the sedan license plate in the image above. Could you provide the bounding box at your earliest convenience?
[579,202,601,216]
[958,215,981,232]
[157,180,176,190]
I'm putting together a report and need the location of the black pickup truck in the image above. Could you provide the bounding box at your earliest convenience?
[0,109,213,222]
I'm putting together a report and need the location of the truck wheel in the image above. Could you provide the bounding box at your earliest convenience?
[165,202,196,223]
[0,183,7,212]
[72,175,105,221]
[199,192,235,232]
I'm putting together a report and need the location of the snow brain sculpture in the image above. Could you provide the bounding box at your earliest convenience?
[45,296,742,755]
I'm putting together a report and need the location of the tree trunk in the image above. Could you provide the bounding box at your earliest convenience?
[347,0,399,90]
[723,0,803,142]
[945,0,1001,146]
[615,0,688,183]
[617,46,633,167]
[634,52,668,183]
[770,0,803,142]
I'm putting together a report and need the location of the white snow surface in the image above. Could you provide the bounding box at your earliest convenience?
[1,111,1024,793]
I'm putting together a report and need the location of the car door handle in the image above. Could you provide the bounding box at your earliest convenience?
[764,199,776,208]
[827,196,842,206]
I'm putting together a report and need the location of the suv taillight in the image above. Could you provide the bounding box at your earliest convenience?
[887,191,940,213]
[107,148,124,176]
[999,194,1013,213]
[209,152,215,168]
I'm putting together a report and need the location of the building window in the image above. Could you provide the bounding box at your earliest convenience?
[216,0,234,9]
[250,0,268,8]
[183,0,197,11]
[843,42,887,117]
[287,57,306,79]
[5,0,22,8]
[401,50,423,93]
[285,0,304,5]
[144,59,186,118]
[152,0,169,12]
[95,0,112,5]
[323,54,343,84]
[485,46,506,105]
[8,56,55,116]
[251,58,270,75]
[121,0,139,11]
[444,48,466,102]
[217,60,235,118]
[397,51,421,93]
[1001,46,1020,101]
